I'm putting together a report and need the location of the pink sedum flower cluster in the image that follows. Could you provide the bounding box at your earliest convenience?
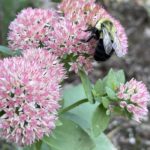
[0,49,65,146]
[8,7,96,73]
[117,79,150,122]
[45,17,96,73]
[59,0,128,57]
[8,8,57,50]
[45,18,96,57]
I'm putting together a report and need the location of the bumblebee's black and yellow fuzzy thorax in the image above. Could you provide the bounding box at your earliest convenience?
[81,19,120,61]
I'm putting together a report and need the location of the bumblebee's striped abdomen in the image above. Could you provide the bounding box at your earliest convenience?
[94,39,114,61]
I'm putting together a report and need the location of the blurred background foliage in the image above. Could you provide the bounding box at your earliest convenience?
[0,0,41,45]
[0,0,150,150]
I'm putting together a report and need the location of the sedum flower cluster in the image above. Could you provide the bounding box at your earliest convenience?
[0,49,65,146]
[59,0,128,57]
[8,8,58,50]
[117,79,150,122]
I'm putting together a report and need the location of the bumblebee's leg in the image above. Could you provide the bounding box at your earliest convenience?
[81,27,100,42]
[80,34,96,43]
[83,26,95,32]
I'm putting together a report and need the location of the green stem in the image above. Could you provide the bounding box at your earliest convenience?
[35,140,42,150]
[59,99,88,115]
[78,69,94,104]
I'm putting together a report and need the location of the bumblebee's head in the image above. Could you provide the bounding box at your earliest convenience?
[95,19,114,31]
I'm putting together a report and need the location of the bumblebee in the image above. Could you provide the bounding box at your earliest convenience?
[81,19,121,61]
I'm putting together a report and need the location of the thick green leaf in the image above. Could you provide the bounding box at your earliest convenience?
[0,45,22,58]
[63,84,94,126]
[105,69,126,90]
[78,69,94,103]
[40,143,51,150]
[105,69,119,90]
[92,104,110,137]
[55,119,63,126]
[43,118,95,150]
[63,112,90,132]
[116,70,125,84]
[18,140,51,150]
[0,45,14,56]
[23,144,37,150]
[93,134,116,150]
[105,87,117,100]
[94,79,106,97]
[63,84,116,150]
[64,113,115,150]
[102,97,110,108]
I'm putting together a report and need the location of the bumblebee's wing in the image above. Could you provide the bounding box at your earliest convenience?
[112,32,123,57]
[102,28,113,55]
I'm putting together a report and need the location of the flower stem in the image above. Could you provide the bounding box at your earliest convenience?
[59,99,88,115]
[78,69,94,104]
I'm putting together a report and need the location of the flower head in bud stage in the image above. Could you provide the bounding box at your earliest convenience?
[8,8,57,50]
[0,50,66,146]
[59,0,128,57]
[117,79,150,122]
